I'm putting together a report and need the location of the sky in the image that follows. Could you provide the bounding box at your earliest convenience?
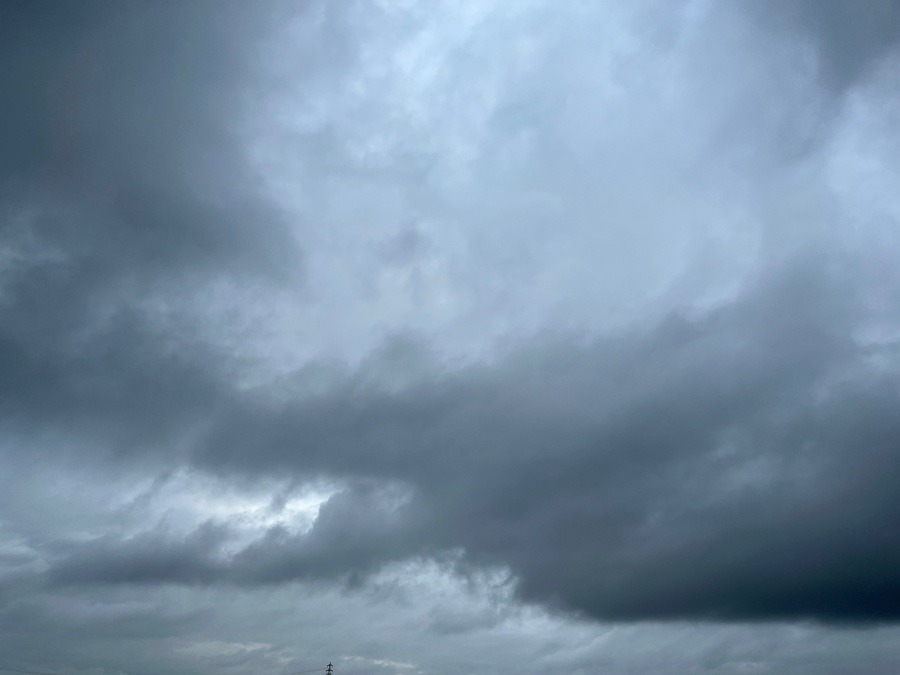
[1,0,900,673]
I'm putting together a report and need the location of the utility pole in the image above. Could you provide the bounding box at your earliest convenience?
[326,663,333,675]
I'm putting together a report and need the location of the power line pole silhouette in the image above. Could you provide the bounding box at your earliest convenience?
[325,663,333,675]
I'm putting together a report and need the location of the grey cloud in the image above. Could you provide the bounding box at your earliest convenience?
[2,1,900,672]
[50,521,231,586]
[0,0,301,453]
[41,256,900,622]
[231,480,421,585]
[48,480,424,588]
[754,0,900,91]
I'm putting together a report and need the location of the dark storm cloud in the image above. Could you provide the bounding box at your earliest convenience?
[50,481,421,587]
[43,255,900,622]
[754,0,900,90]
[50,521,229,586]
[0,0,299,449]
[3,2,900,672]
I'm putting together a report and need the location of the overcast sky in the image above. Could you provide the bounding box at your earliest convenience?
[2,1,900,673]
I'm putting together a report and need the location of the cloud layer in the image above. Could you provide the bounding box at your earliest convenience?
[2,1,900,673]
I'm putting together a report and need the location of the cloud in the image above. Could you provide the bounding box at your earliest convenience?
[2,0,900,672]
[753,0,900,91]
[35,254,899,623]
[0,0,301,452]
